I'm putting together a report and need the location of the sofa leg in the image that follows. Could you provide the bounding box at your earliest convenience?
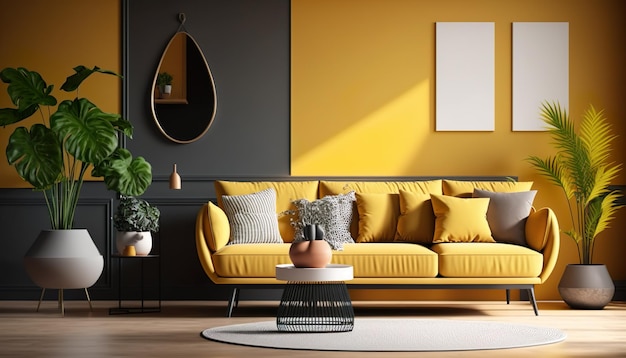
[505,289,510,304]
[227,288,239,317]
[527,287,539,316]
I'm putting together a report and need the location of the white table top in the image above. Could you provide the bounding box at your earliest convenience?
[275,264,354,282]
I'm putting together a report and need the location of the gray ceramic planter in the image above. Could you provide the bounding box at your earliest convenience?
[23,229,104,289]
[558,264,615,309]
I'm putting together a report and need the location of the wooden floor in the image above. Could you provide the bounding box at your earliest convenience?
[1,299,625,358]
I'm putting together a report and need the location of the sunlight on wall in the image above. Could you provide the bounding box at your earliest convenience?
[292,81,430,175]
[291,0,626,300]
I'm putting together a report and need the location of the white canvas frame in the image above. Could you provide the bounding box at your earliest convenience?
[436,22,495,131]
[512,22,569,131]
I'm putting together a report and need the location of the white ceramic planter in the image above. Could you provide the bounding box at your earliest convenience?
[116,231,152,256]
[23,229,104,289]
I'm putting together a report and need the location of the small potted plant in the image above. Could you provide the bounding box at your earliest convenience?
[156,72,173,99]
[113,196,160,256]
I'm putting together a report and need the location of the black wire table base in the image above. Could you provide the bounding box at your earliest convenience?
[276,281,354,332]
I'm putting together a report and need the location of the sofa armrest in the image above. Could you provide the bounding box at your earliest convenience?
[525,207,560,283]
[195,202,231,281]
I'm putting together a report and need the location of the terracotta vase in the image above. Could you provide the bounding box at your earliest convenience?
[289,240,332,268]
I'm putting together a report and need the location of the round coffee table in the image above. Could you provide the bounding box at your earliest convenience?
[275,264,354,332]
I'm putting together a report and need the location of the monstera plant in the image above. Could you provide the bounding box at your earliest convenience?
[0,66,152,229]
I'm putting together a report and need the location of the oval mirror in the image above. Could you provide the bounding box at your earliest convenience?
[151,32,217,143]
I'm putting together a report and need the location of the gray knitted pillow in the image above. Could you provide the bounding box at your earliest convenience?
[222,188,283,245]
[292,191,356,250]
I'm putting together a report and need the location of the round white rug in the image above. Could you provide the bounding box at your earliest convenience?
[201,318,566,352]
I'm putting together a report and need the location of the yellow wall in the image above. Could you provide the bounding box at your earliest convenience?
[0,0,121,187]
[292,0,626,300]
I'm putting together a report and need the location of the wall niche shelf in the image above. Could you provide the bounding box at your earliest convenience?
[154,98,189,105]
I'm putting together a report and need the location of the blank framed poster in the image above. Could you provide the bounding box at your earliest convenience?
[512,22,569,131]
[436,22,494,131]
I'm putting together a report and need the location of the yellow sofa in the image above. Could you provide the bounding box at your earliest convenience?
[196,178,560,316]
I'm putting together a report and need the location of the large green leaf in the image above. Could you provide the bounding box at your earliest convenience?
[61,65,122,92]
[50,98,118,165]
[0,105,38,126]
[0,67,56,111]
[5,124,63,189]
[93,148,152,196]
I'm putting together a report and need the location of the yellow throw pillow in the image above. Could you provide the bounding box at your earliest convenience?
[430,194,495,243]
[395,190,435,244]
[355,192,399,242]
[206,201,230,251]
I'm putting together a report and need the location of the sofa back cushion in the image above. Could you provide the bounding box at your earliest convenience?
[442,179,533,197]
[320,180,442,242]
[215,180,319,242]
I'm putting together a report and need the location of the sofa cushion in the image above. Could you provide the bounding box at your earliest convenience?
[206,202,230,251]
[431,242,543,277]
[442,180,534,197]
[292,191,356,250]
[473,189,537,246]
[355,192,399,242]
[221,188,283,245]
[333,243,439,277]
[213,243,291,277]
[212,242,439,278]
[215,180,319,242]
[395,190,436,244]
[525,207,555,251]
[430,194,495,243]
[320,180,443,240]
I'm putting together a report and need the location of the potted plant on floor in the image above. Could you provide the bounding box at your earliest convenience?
[113,196,160,256]
[527,101,623,309]
[0,65,153,294]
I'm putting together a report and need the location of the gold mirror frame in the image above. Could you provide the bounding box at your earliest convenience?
[151,31,217,144]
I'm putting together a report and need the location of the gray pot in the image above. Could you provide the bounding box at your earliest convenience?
[558,264,615,309]
[24,229,104,289]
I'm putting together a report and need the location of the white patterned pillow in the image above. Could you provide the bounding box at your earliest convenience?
[222,188,283,245]
[292,191,356,250]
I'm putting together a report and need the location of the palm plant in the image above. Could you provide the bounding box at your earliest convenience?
[527,101,623,264]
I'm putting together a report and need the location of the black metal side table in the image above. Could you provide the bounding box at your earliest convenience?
[109,254,161,314]
[275,264,354,332]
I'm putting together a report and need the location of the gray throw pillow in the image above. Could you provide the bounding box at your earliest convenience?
[472,188,537,246]
[222,188,283,245]
[292,191,356,250]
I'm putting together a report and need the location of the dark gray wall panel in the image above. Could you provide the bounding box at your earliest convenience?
[0,0,290,301]
[127,0,291,179]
